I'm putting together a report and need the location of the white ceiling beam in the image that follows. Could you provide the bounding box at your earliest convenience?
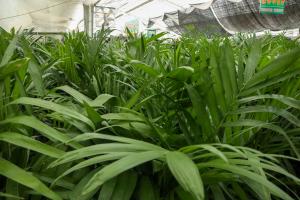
[115,0,153,19]
[163,0,186,9]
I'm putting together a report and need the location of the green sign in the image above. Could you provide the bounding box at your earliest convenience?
[259,0,286,14]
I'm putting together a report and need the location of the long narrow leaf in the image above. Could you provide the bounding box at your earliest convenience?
[0,158,61,200]
[166,151,204,200]
[0,132,64,158]
[83,151,164,194]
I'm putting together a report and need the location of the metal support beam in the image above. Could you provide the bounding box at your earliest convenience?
[115,0,153,19]
[83,4,94,36]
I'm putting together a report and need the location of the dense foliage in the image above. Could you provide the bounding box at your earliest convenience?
[0,27,300,200]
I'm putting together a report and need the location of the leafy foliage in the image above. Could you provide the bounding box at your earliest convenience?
[0,27,300,199]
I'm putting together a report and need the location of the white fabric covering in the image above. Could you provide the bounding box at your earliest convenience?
[0,0,299,36]
[0,0,84,32]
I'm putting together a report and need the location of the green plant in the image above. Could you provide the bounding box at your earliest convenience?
[0,28,300,200]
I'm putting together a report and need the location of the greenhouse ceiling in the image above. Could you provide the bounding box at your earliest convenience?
[0,0,299,36]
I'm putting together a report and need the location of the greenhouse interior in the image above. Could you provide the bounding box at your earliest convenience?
[1,0,300,199]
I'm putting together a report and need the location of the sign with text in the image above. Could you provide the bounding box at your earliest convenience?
[259,0,286,14]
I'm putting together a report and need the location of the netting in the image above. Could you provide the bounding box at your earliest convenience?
[161,7,225,35]
[212,0,300,33]
[0,0,299,35]
[147,0,300,35]
[94,0,300,36]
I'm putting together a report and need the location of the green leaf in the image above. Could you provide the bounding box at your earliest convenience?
[0,36,17,66]
[101,113,144,122]
[174,42,182,68]
[68,133,165,151]
[197,161,294,200]
[0,132,64,158]
[245,48,300,88]
[84,102,103,125]
[210,185,226,200]
[138,176,158,200]
[70,169,100,200]
[209,49,226,111]
[27,60,45,96]
[182,144,228,163]
[244,178,270,200]
[125,87,144,109]
[55,85,115,107]
[238,94,300,110]
[0,158,62,200]
[99,171,137,200]
[98,177,117,200]
[223,120,300,158]
[186,84,211,137]
[50,143,162,167]
[83,151,164,194]
[9,97,95,129]
[0,115,81,149]
[130,60,159,77]
[0,58,29,80]
[52,153,130,186]
[237,47,245,89]
[223,41,238,97]
[229,105,300,127]
[217,44,234,103]
[145,32,166,44]
[168,66,194,82]
[244,40,261,83]
[229,159,300,183]
[166,151,204,200]
[90,94,115,107]
[240,69,300,96]
[0,192,23,200]
[176,187,196,200]
[55,85,92,104]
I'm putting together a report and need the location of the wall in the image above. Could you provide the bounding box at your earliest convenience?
[0,0,32,30]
